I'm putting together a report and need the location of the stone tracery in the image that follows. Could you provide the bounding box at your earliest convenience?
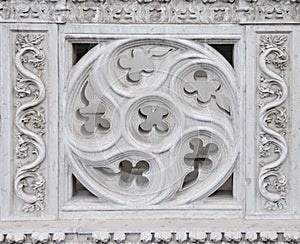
[65,39,238,206]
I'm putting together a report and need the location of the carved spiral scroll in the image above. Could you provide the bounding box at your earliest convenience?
[258,35,288,210]
[14,34,46,212]
[65,39,238,206]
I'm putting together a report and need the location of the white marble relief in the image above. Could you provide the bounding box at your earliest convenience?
[64,39,238,206]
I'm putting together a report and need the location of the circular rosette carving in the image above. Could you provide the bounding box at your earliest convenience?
[168,125,237,205]
[68,149,176,205]
[64,38,239,206]
[122,92,185,153]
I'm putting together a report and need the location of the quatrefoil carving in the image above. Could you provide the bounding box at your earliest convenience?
[118,47,173,82]
[184,70,220,103]
[78,82,110,134]
[139,105,169,133]
[118,48,154,82]
[184,70,231,115]
[182,138,218,189]
[119,160,150,188]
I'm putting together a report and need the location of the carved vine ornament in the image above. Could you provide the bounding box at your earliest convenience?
[258,35,289,211]
[1,0,300,23]
[11,31,290,214]
[65,39,238,206]
[15,34,46,212]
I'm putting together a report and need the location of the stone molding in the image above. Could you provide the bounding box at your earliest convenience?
[0,0,300,23]
[1,231,300,243]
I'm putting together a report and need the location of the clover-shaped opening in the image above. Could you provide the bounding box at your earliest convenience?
[138,105,169,134]
[182,138,218,189]
[77,82,111,135]
[118,160,150,188]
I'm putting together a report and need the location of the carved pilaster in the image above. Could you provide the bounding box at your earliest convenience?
[0,24,57,220]
[14,34,47,212]
[257,34,289,211]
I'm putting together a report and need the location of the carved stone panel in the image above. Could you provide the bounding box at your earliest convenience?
[245,26,294,216]
[0,24,58,220]
[238,0,300,23]
[1,11,300,237]
[64,38,239,208]
[257,34,289,211]
[1,0,300,24]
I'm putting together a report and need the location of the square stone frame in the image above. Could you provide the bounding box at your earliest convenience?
[0,24,59,221]
[58,24,245,220]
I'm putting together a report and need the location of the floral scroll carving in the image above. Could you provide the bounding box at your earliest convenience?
[258,35,289,211]
[1,0,300,23]
[0,0,233,23]
[14,34,46,212]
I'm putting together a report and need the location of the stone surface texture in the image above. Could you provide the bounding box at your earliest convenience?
[0,0,300,242]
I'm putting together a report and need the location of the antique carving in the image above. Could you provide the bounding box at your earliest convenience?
[118,160,149,187]
[224,232,243,242]
[238,0,300,22]
[31,232,50,243]
[92,232,110,243]
[0,0,235,23]
[65,39,238,206]
[118,48,155,82]
[0,0,300,236]
[183,70,231,115]
[260,231,278,242]
[52,232,66,243]
[1,230,299,243]
[210,232,223,242]
[6,233,26,243]
[258,35,289,210]
[14,34,46,212]
[0,0,300,23]
[245,232,258,243]
[284,232,300,242]
[138,106,169,133]
[189,232,207,242]
[182,138,217,189]
[78,82,110,134]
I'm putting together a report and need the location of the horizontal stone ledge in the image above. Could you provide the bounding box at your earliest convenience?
[1,231,300,243]
[1,219,300,233]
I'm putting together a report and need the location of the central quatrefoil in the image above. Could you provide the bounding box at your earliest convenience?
[66,38,238,205]
[138,105,169,133]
